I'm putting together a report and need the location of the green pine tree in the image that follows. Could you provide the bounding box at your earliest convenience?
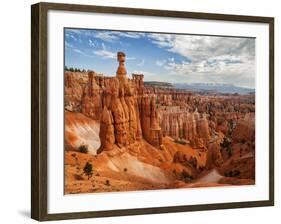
[83,162,93,180]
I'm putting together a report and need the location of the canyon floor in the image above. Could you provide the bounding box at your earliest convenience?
[64,111,254,194]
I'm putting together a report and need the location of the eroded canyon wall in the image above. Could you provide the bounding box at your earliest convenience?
[64,52,163,154]
[64,51,255,174]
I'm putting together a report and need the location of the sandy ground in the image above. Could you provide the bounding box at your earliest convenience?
[64,150,172,194]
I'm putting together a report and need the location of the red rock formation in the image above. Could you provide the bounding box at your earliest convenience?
[116,52,127,82]
[232,113,255,144]
[109,78,128,147]
[101,53,163,149]
[64,51,256,193]
[139,95,162,148]
[81,71,102,120]
[196,113,210,140]
[206,140,224,169]
[64,72,86,112]
[64,53,255,178]
[132,74,144,95]
[158,107,210,148]
[98,107,115,153]
[97,52,159,152]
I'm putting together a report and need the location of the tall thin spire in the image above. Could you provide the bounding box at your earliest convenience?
[116,52,127,82]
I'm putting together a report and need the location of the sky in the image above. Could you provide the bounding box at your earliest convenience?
[65,28,255,88]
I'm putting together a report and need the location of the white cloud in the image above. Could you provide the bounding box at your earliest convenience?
[65,37,94,58]
[95,43,135,60]
[168,57,175,62]
[93,42,114,59]
[115,32,145,39]
[66,33,78,41]
[65,41,74,49]
[94,31,145,43]
[149,33,255,88]
[66,29,82,35]
[93,49,115,59]
[156,59,166,66]
[95,32,119,42]
[148,33,174,48]
[65,28,255,88]
[72,48,94,58]
[88,39,96,47]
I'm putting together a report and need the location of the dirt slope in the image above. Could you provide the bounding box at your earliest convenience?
[65,111,100,155]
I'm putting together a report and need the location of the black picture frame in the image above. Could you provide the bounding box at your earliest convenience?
[31,2,274,221]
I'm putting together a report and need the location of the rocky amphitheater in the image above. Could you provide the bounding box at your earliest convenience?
[64,52,255,194]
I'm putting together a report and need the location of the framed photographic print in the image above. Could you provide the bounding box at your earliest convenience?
[31,2,274,221]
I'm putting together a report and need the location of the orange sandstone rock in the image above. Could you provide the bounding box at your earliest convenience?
[81,71,102,120]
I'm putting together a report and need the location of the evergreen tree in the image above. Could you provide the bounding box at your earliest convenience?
[83,162,93,180]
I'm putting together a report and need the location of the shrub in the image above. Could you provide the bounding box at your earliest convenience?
[220,137,231,148]
[83,162,93,180]
[71,153,76,157]
[181,170,193,182]
[79,144,88,153]
[105,180,110,186]
[123,168,127,172]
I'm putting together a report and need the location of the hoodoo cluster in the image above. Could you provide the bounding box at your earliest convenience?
[65,52,163,153]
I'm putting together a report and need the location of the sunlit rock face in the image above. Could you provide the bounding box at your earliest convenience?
[64,66,255,156]
[139,94,162,147]
[81,72,103,120]
[64,72,86,112]
[64,50,256,194]
[158,107,210,148]
[97,52,163,152]
[206,140,224,169]
[64,51,255,181]
[64,52,164,154]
